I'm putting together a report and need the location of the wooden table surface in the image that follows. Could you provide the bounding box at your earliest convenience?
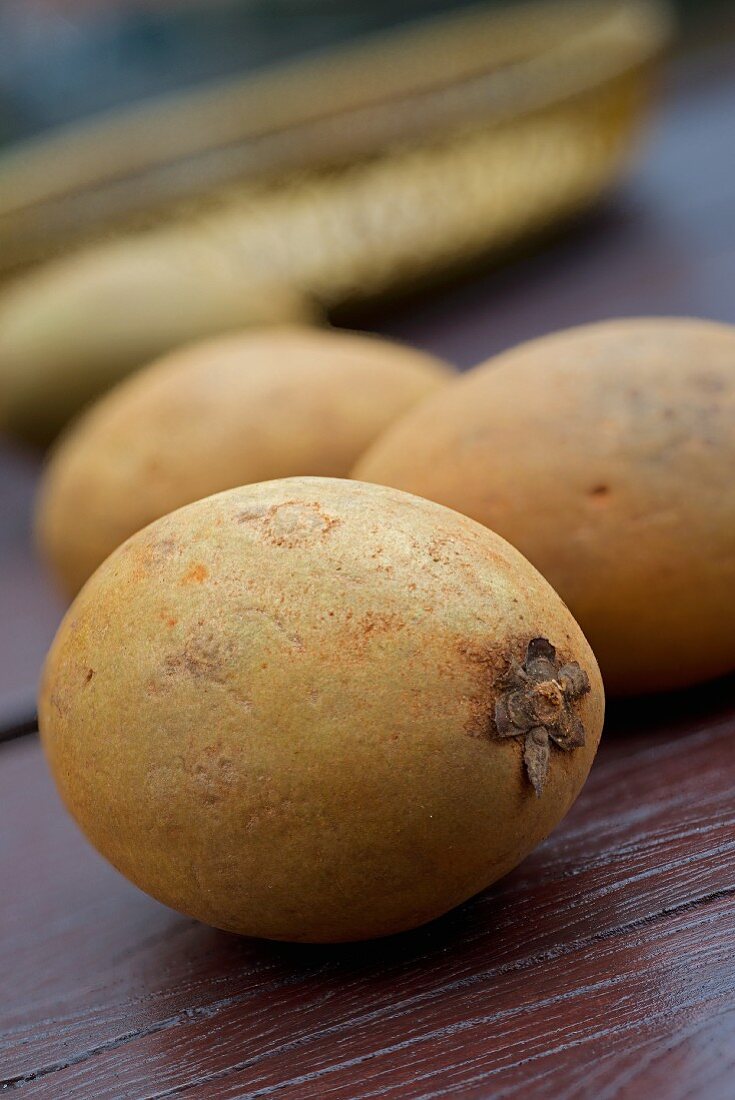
[3,35,735,1100]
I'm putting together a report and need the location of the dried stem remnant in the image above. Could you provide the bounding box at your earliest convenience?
[495,638,590,796]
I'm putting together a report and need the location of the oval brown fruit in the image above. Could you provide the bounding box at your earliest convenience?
[354,317,735,695]
[36,326,451,597]
[39,477,603,942]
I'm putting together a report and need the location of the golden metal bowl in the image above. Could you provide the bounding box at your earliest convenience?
[0,0,671,291]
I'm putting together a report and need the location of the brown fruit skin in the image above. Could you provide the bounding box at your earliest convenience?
[36,326,451,598]
[39,477,603,943]
[354,317,735,695]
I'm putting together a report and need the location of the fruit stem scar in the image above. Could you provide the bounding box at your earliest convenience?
[494,637,590,796]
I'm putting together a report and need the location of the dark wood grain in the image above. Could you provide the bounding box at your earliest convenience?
[2,685,735,1098]
[0,443,64,738]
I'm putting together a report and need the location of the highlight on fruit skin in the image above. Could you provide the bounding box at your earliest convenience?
[39,476,604,943]
[354,317,735,696]
[35,326,452,599]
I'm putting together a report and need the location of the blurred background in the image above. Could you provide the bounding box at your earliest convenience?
[0,0,734,735]
[0,1,730,142]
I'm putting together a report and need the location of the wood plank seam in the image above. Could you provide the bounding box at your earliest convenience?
[4,882,734,1095]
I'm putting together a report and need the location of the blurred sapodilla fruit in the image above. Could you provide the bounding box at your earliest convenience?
[355,318,735,695]
[37,326,451,596]
[0,232,315,443]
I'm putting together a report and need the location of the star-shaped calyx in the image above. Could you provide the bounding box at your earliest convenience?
[494,637,590,797]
